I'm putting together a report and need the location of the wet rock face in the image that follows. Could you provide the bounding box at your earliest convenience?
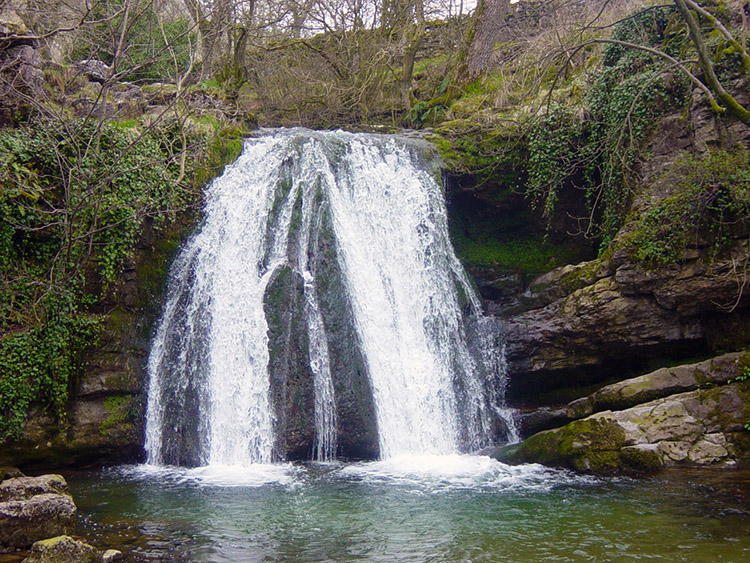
[0,474,76,548]
[493,353,750,474]
[265,265,317,460]
[311,208,380,460]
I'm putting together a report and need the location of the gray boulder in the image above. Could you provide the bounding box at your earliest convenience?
[566,352,748,418]
[0,474,70,502]
[494,381,750,474]
[0,493,76,547]
[74,60,110,84]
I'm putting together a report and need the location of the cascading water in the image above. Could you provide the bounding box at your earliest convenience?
[144,128,515,468]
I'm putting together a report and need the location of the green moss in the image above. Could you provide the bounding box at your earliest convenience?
[555,260,604,294]
[619,149,750,268]
[455,237,585,275]
[496,416,630,474]
[620,446,663,471]
[194,126,246,187]
[99,395,132,435]
[427,120,525,184]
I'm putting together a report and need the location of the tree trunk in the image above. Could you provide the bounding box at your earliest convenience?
[400,0,425,109]
[467,0,510,75]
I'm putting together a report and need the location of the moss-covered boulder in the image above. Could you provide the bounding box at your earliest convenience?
[22,535,101,563]
[494,380,750,474]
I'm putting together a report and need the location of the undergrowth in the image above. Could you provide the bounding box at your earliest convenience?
[623,149,750,268]
[0,116,201,441]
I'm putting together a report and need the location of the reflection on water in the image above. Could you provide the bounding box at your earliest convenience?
[66,460,750,562]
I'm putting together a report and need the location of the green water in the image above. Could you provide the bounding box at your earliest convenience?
[64,459,750,562]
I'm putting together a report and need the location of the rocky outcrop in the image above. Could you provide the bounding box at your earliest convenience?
[565,352,748,419]
[0,472,120,561]
[493,354,750,474]
[0,221,194,470]
[502,241,750,400]
[0,474,76,548]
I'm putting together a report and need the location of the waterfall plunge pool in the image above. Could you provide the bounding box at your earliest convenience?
[64,460,750,562]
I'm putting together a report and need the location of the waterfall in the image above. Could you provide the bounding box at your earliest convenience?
[144,128,513,467]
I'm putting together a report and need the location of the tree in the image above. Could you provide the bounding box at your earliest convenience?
[0,0,245,439]
[466,0,510,76]
[559,0,750,126]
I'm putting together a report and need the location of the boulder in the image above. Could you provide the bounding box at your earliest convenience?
[101,549,123,562]
[493,381,750,474]
[0,3,28,36]
[74,60,110,84]
[0,475,70,502]
[0,493,76,547]
[566,352,748,418]
[23,535,101,563]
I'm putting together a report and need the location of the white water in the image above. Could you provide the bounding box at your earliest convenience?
[145,128,514,468]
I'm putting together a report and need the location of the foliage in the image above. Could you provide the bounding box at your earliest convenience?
[730,365,750,383]
[624,149,750,268]
[526,103,583,218]
[0,294,100,442]
[602,5,682,66]
[525,6,690,247]
[0,116,199,441]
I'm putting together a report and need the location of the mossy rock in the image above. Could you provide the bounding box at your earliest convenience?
[24,535,101,563]
[99,395,134,435]
[492,416,636,474]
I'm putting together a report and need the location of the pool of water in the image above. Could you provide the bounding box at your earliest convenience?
[63,457,750,562]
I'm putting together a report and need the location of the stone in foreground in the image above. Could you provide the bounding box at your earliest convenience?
[0,475,76,548]
[23,535,101,563]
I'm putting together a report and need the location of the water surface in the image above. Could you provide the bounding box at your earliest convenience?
[66,459,750,562]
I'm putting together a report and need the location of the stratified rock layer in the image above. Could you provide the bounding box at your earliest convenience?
[503,243,750,400]
[494,353,750,474]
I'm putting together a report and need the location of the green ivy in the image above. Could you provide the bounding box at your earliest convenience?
[624,149,750,267]
[525,5,690,248]
[526,103,583,218]
[0,294,101,442]
[0,116,200,441]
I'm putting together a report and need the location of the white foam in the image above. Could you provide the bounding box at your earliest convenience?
[338,454,593,493]
[120,463,303,488]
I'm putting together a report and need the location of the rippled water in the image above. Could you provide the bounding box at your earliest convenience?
[64,460,750,562]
